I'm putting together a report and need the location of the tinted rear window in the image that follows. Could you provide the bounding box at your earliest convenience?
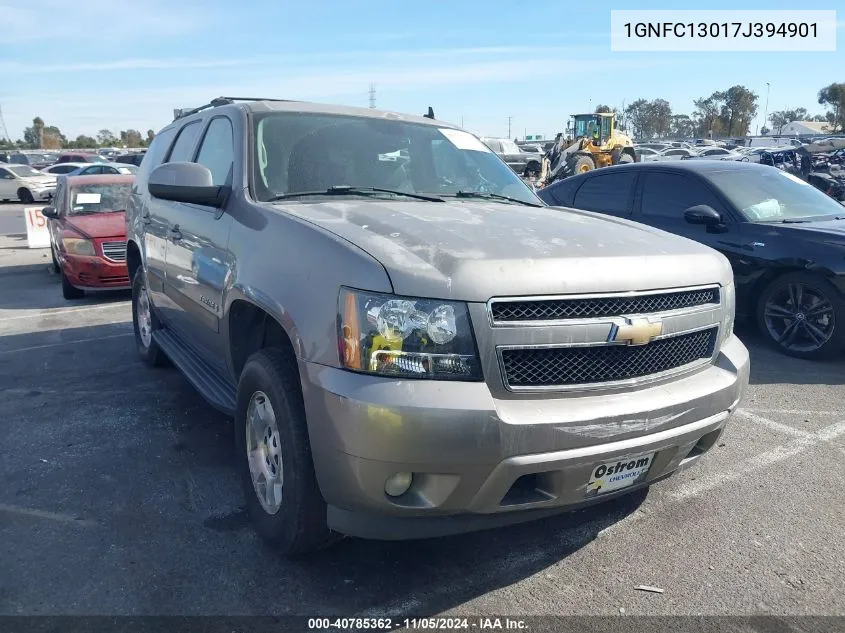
[571,171,637,217]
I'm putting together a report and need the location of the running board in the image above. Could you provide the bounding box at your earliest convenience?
[153,328,237,416]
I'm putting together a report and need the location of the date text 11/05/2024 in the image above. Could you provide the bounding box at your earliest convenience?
[624,22,818,38]
[307,617,528,630]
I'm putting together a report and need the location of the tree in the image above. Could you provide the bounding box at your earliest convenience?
[72,134,97,149]
[760,126,770,135]
[818,83,845,133]
[624,99,648,139]
[648,99,672,137]
[669,114,695,138]
[717,85,758,136]
[811,113,829,122]
[97,129,117,146]
[145,129,156,146]
[692,95,723,137]
[22,117,45,148]
[595,104,613,113]
[41,125,66,149]
[119,129,143,148]
[768,107,809,135]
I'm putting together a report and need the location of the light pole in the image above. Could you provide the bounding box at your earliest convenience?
[762,82,770,135]
[507,116,512,139]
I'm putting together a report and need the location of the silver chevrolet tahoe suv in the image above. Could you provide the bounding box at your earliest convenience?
[125,97,749,555]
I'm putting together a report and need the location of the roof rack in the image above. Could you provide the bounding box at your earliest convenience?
[173,96,292,120]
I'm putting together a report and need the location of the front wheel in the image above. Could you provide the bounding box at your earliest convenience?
[18,188,34,204]
[566,155,595,176]
[235,348,335,556]
[756,272,845,360]
[61,270,84,300]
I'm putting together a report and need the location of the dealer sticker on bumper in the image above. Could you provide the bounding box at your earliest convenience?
[587,452,655,495]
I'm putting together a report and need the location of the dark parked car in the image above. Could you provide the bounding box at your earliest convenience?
[113,152,146,166]
[538,161,845,360]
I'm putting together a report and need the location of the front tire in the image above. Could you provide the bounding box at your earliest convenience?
[756,272,845,360]
[235,348,334,556]
[18,188,34,204]
[131,268,170,367]
[566,155,595,176]
[61,270,84,300]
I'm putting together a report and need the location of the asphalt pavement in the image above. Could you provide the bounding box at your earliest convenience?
[0,226,844,618]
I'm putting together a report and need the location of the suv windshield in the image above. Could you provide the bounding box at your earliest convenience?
[252,113,541,206]
[8,165,42,177]
[709,168,845,222]
[68,183,132,215]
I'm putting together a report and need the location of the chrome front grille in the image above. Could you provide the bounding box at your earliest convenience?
[500,327,717,389]
[489,287,719,325]
[101,240,127,263]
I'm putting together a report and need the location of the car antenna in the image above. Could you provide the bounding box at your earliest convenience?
[424,107,435,119]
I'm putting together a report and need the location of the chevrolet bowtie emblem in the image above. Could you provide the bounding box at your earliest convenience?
[610,317,663,346]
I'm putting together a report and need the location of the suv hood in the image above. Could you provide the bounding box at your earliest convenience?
[276,200,732,301]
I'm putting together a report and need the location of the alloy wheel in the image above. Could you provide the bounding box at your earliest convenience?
[245,391,284,515]
[763,281,835,353]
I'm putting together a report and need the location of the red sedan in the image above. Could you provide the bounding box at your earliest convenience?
[42,174,133,299]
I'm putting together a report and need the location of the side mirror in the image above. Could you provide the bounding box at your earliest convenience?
[684,204,722,227]
[148,162,228,207]
[41,206,58,219]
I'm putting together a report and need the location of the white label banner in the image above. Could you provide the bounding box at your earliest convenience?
[24,206,51,249]
[610,10,836,52]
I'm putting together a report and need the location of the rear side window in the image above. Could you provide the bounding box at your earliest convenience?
[166,121,202,163]
[571,171,636,217]
[540,177,581,207]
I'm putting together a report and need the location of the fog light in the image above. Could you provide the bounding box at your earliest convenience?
[384,472,413,497]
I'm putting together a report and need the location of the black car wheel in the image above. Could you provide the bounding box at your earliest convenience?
[17,188,34,204]
[756,272,845,360]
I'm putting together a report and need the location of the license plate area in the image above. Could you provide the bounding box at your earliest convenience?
[587,451,655,496]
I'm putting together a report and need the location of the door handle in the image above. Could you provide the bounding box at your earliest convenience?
[141,212,151,225]
[168,227,183,241]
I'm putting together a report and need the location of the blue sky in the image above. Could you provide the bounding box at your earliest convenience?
[0,0,841,141]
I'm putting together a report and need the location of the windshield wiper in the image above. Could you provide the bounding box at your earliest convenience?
[444,191,543,207]
[268,185,444,203]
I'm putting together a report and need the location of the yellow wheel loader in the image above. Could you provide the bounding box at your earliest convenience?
[540,113,637,186]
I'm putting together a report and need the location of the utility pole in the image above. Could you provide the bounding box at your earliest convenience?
[368,83,376,109]
[762,82,770,135]
[460,116,464,128]
[507,116,512,138]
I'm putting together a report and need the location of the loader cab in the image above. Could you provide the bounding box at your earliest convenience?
[572,113,614,145]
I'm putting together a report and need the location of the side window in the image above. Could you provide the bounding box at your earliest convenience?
[195,117,234,186]
[136,126,177,180]
[571,172,637,217]
[166,121,202,163]
[542,177,581,207]
[0,168,12,179]
[640,172,723,220]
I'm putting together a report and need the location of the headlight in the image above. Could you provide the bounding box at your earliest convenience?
[337,288,481,380]
[62,237,96,256]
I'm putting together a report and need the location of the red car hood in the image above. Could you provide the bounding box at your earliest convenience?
[63,211,126,239]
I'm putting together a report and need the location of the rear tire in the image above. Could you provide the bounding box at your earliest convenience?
[618,152,635,164]
[131,268,170,367]
[61,270,84,300]
[235,348,335,556]
[755,271,845,360]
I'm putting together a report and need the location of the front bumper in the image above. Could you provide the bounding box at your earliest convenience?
[27,186,55,201]
[60,254,130,290]
[301,334,750,539]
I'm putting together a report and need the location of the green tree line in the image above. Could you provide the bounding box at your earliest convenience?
[602,81,844,140]
[0,117,156,151]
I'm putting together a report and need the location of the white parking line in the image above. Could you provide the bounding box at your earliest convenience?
[0,331,133,355]
[670,418,845,501]
[0,502,97,526]
[733,409,815,439]
[0,302,129,323]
